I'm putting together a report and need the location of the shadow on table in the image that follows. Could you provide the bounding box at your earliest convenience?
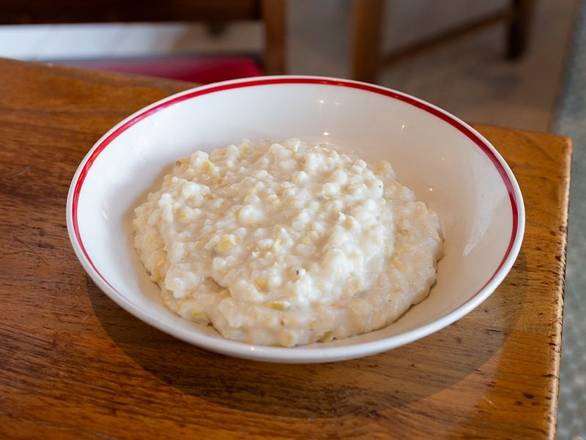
[441,250,552,437]
[87,253,527,420]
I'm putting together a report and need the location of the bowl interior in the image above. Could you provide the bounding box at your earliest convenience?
[70,79,519,360]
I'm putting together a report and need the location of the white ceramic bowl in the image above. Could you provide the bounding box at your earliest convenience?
[66,76,524,363]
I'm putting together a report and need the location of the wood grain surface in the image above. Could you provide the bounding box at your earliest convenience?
[0,58,571,439]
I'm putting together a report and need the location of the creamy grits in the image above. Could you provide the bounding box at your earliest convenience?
[133,139,442,347]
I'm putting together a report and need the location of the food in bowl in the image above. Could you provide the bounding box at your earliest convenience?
[133,139,442,347]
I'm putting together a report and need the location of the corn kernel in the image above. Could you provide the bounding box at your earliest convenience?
[237,205,263,224]
[255,277,268,291]
[344,215,357,229]
[190,311,209,323]
[244,192,260,204]
[279,332,296,347]
[267,301,289,311]
[344,183,356,194]
[319,331,334,343]
[215,234,237,253]
[267,194,280,205]
[273,225,284,238]
[176,207,189,223]
[200,159,217,174]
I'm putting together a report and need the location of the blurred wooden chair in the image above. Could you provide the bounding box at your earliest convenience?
[0,0,287,81]
[352,0,536,83]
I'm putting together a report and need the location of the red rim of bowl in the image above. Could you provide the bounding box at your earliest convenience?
[68,76,523,360]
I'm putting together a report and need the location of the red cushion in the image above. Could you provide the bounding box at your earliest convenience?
[59,56,263,83]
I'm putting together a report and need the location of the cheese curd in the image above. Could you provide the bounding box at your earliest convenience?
[133,139,442,347]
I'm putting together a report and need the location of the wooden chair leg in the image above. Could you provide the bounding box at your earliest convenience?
[351,0,384,83]
[507,0,535,59]
[262,0,287,74]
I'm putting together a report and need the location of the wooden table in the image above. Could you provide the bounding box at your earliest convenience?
[0,58,571,439]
